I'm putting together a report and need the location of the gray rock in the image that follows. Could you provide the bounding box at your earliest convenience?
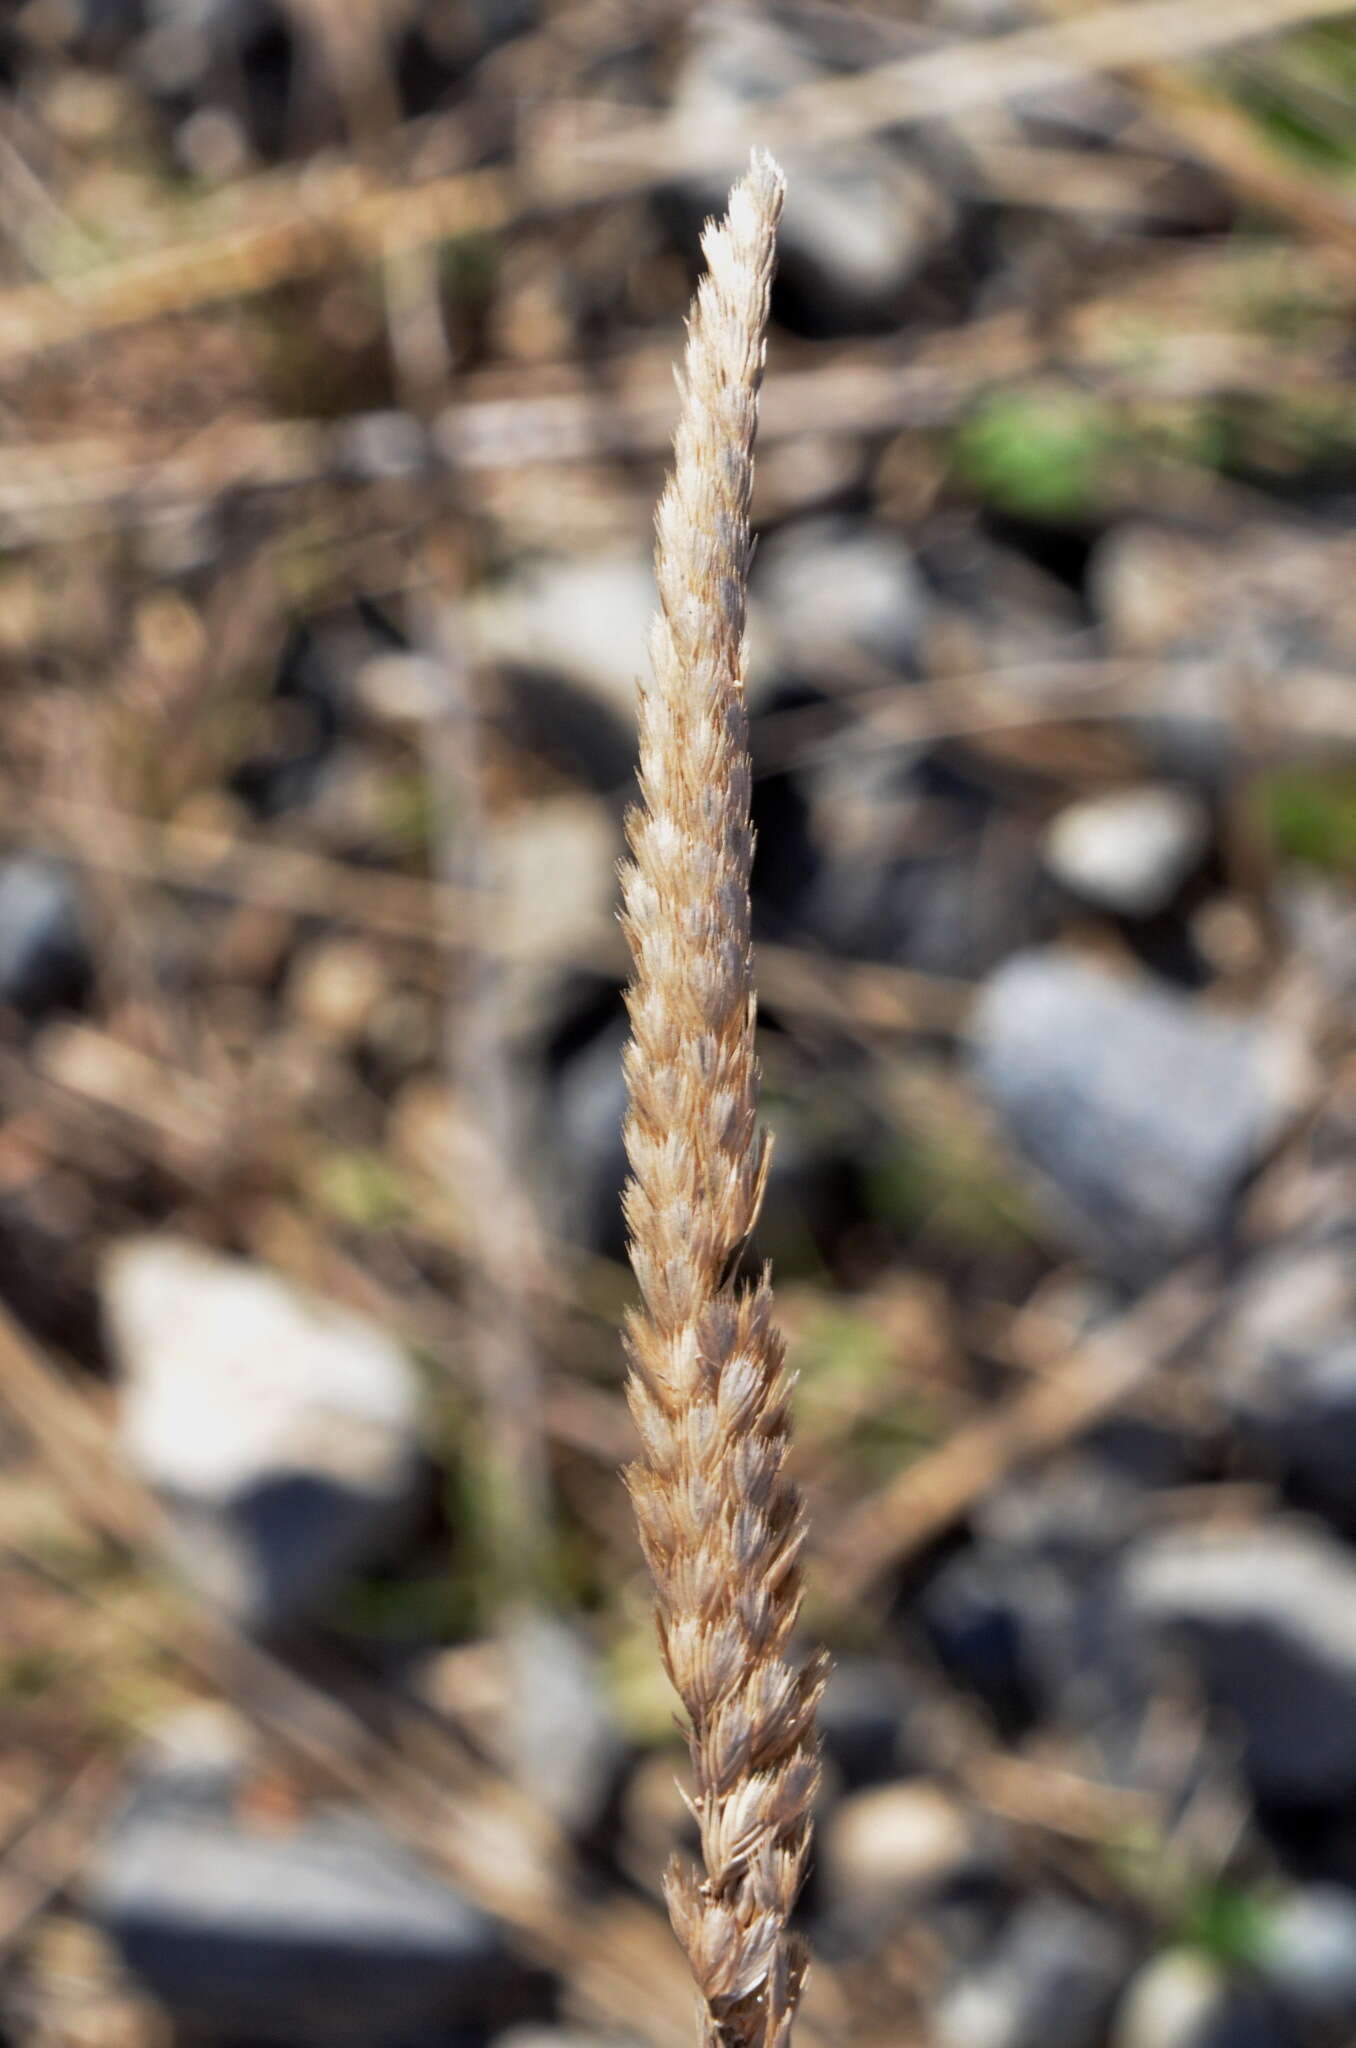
[935,1896,1131,2048]
[799,748,1044,977]
[1282,878,1356,1003]
[921,519,1088,677]
[90,1709,513,2043]
[1257,1884,1356,2025]
[672,7,952,326]
[107,1238,424,1632]
[1096,521,1356,672]
[1113,1950,1285,2048]
[971,950,1305,1280]
[750,517,925,690]
[921,1540,1032,1725]
[930,0,1024,27]
[504,1612,626,1839]
[488,795,621,1041]
[140,0,275,97]
[1231,1237,1352,1362]
[0,856,88,1015]
[65,0,146,54]
[818,1656,913,1787]
[1224,1240,1356,1518]
[1044,784,1211,918]
[1124,1521,1356,1804]
[922,1460,1146,1737]
[547,1014,630,1256]
[976,1463,1147,1730]
[336,411,430,482]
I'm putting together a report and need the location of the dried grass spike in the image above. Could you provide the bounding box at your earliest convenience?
[620,150,824,2048]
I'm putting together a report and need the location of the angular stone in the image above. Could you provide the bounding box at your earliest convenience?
[90,1709,513,2043]
[1044,785,1210,918]
[971,950,1304,1279]
[1258,1884,1356,2025]
[935,1896,1131,2048]
[1124,1521,1356,1805]
[107,1238,424,1632]
[0,855,88,1016]
[1223,1238,1356,1518]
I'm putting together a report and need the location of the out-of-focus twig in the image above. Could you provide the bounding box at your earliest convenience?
[590,0,1356,170]
[0,783,975,1037]
[759,658,1356,769]
[418,607,554,1608]
[820,1268,1216,1604]
[1,276,1351,546]
[1034,0,1356,253]
[0,0,1348,365]
[0,1758,123,1954]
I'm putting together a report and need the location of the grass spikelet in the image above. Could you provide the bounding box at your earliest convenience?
[619,150,825,2048]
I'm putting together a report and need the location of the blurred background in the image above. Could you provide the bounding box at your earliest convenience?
[1,2,1356,2045]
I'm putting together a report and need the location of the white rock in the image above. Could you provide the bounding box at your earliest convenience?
[1113,1951,1215,2047]
[285,937,386,1042]
[107,1238,423,1630]
[821,1781,979,1929]
[1220,1242,1356,1517]
[1044,784,1210,917]
[1112,1949,1273,2048]
[335,410,428,480]
[469,550,655,726]
[471,547,779,722]
[351,651,451,727]
[492,794,617,961]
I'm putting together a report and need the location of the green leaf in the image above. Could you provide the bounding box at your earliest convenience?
[953,390,1116,519]
[1260,768,1356,871]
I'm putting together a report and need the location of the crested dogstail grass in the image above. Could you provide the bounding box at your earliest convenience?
[619,152,826,2048]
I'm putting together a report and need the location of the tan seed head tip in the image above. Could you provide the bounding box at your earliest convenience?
[700,152,786,263]
[721,152,785,246]
[742,146,786,209]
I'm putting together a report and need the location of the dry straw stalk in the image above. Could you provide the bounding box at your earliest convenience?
[619,152,825,2048]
